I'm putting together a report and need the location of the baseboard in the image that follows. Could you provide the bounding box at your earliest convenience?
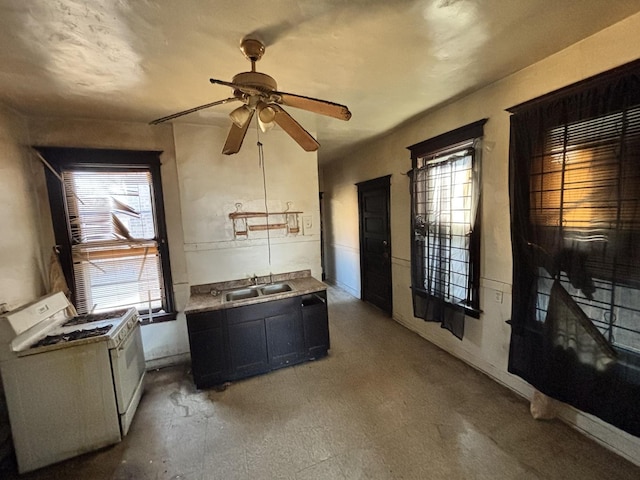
[145,352,190,371]
[325,277,360,299]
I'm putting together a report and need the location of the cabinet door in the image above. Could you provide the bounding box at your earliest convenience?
[301,293,330,359]
[228,319,269,377]
[189,327,228,386]
[187,311,229,388]
[266,310,303,369]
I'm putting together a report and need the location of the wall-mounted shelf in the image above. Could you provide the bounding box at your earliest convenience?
[229,202,303,238]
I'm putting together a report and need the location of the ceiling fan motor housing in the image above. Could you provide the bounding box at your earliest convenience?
[232,72,278,94]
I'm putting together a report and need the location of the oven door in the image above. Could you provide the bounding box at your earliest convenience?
[110,323,146,435]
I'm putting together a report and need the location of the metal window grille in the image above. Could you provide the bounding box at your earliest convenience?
[531,106,640,354]
[414,145,476,306]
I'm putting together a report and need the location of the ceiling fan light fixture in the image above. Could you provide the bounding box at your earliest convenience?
[229,105,253,127]
[257,102,276,123]
[258,116,274,133]
[256,101,276,132]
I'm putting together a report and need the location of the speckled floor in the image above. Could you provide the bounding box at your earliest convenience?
[3,286,639,479]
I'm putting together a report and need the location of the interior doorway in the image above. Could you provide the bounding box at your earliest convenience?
[357,175,392,314]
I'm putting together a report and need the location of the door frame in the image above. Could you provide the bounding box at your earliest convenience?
[356,175,392,314]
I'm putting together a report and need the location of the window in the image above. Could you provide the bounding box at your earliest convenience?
[408,119,486,339]
[507,60,640,437]
[39,148,175,323]
[530,107,640,353]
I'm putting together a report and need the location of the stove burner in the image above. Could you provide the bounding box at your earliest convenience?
[31,325,113,348]
[63,309,129,327]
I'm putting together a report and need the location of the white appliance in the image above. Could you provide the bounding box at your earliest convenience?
[0,292,146,473]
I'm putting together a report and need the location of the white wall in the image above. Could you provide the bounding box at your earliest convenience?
[0,104,49,464]
[321,12,640,464]
[173,123,322,285]
[0,105,47,309]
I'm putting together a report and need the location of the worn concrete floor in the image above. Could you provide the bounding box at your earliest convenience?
[3,286,640,479]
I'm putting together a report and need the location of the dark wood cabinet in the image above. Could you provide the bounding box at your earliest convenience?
[266,310,303,368]
[186,291,329,389]
[228,319,269,376]
[301,291,329,359]
[186,309,230,387]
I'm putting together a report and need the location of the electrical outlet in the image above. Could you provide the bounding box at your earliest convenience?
[494,290,503,304]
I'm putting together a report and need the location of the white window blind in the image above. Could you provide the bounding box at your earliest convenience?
[63,170,165,314]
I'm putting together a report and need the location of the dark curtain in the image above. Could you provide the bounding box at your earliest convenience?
[412,292,466,339]
[408,120,486,340]
[508,61,640,437]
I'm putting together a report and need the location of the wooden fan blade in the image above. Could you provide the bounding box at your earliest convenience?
[222,110,254,155]
[149,97,240,125]
[271,105,320,152]
[275,92,351,121]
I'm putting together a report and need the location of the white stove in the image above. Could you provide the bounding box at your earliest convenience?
[0,292,146,473]
[7,294,139,352]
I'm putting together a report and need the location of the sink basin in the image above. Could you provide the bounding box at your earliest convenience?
[222,282,294,303]
[260,283,292,295]
[225,288,259,302]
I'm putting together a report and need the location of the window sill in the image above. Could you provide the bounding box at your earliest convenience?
[410,286,481,319]
[139,311,177,326]
[462,305,482,319]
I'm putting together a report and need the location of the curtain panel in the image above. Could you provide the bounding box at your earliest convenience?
[408,120,486,339]
[507,60,640,437]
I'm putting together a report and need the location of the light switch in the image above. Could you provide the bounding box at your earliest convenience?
[303,216,312,229]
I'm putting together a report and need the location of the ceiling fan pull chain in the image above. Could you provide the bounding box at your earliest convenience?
[258,141,272,267]
[256,112,263,169]
[257,140,264,169]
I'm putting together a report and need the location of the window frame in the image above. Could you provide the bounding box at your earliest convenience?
[38,147,176,324]
[408,119,487,334]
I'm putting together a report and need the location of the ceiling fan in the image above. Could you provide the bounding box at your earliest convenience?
[150,37,352,155]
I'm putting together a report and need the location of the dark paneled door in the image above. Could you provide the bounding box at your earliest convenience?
[357,175,392,314]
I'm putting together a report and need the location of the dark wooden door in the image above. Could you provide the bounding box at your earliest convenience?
[357,175,392,314]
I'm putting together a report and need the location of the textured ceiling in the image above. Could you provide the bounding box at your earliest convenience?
[1,0,639,162]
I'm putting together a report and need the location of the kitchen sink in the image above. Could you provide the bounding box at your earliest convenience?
[222,282,295,303]
[260,283,292,295]
[225,288,260,302]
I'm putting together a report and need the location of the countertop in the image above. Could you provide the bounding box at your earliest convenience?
[185,271,327,315]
